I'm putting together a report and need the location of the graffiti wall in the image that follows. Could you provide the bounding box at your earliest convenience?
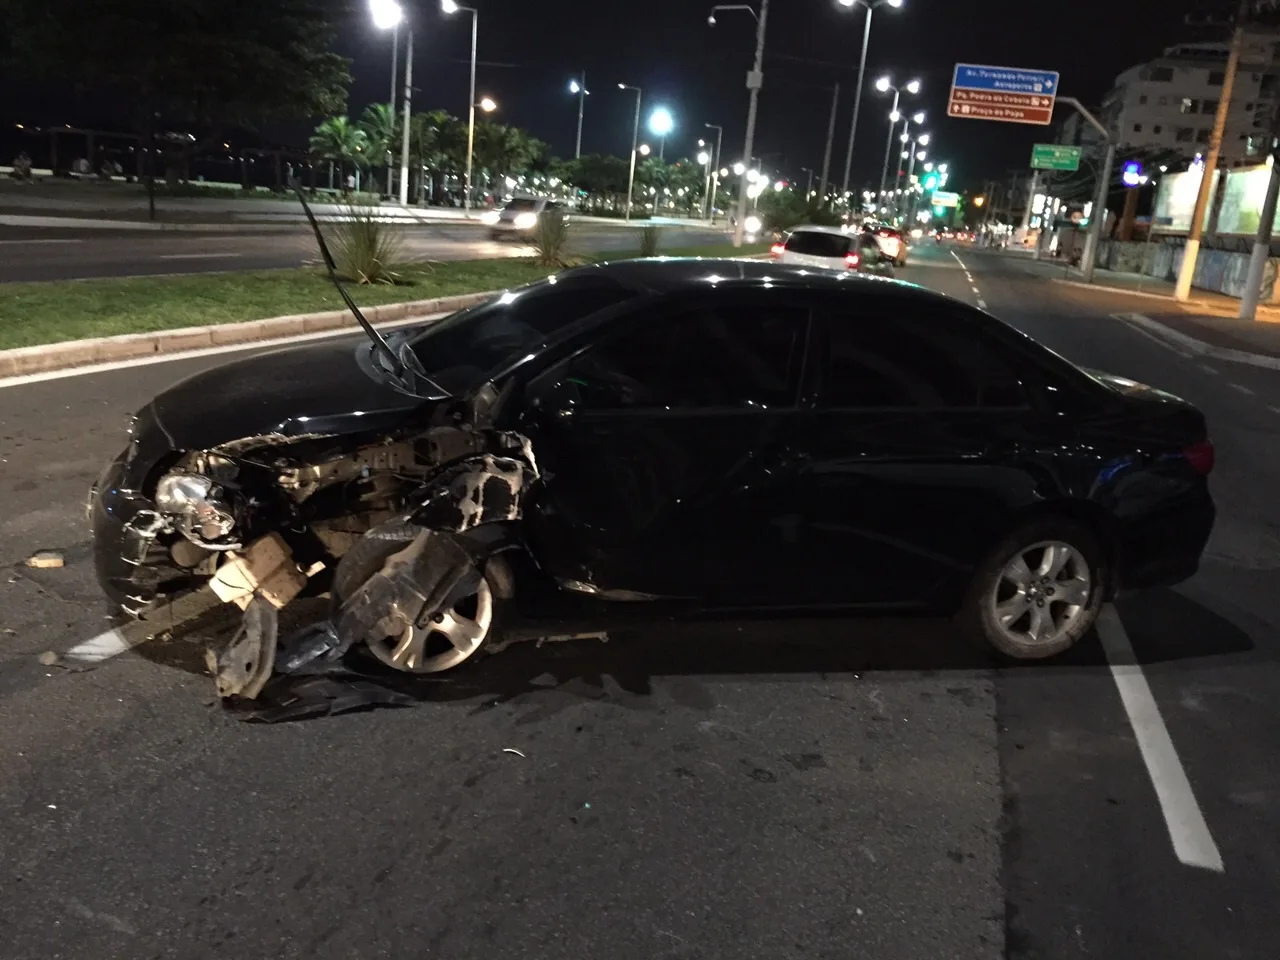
[1099,239,1280,302]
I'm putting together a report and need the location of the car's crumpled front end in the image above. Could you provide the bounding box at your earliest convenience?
[91,378,539,704]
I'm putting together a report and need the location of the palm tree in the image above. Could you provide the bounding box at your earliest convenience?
[360,103,399,197]
[309,117,370,192]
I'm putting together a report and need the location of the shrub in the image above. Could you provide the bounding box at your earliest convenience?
[328,202,404,284]
[533,205,573,268]
[639,224,662,257]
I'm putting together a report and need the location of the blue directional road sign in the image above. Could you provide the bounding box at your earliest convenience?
[949,63,1060,125]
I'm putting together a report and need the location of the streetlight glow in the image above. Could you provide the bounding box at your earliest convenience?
[370,0,404,29]
[889,110,901,122]
[906,79,921,94]
[638,143,651,156]
[733,161,746,175]
[568,79,581,94]
[698,151,711,164]
[479,97,497,112]
[648,107,674,136]
[918,133,930,146]
[440,0,459,12]
[887,0,904,6]
[876,76,891,92]
[912,111,925,124]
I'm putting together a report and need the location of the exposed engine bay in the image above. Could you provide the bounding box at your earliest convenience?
[120,415,539,705]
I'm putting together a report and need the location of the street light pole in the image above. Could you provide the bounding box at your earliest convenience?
[818,82,839,204]
[878,92,900,209]
[705,122,723,221]
[574,71,587,159]
[840,3,873,201]
[399,29,414,205]
[443,2,480,210]
[388,22,399,198]
[621,84,642,220]
[709,1,769,247]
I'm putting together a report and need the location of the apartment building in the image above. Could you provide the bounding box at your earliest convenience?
[1058,35,1280,163]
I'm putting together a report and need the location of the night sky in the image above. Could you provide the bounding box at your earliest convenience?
[1,0,1222,191]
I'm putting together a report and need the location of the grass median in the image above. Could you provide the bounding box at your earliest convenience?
[0,242,769,350]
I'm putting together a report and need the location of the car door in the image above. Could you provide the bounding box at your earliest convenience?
[515,289,814,606]
[790,292,1056,608]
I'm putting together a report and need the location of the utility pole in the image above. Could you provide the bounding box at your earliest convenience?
[574,70,587,160]
[818,82,840,205]
[1175,0,1250,301]
[1020,170,1038,240]
[1240,140,1280,320]
[387,22,399,198]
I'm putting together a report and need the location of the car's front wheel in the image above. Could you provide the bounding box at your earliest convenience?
[332,534,509,674]
[957,518,1104,659]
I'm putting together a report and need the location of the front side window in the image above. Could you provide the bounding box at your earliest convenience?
[563,300,808,410]
[819,302,1030,409]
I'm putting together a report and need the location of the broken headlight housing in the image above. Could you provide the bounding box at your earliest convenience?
[154,472,238,544]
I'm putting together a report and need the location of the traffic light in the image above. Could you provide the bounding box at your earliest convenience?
[923,172,940,191]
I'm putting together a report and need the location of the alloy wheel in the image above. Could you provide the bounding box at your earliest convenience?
[986,540,1092,649]
[366,578,494,674]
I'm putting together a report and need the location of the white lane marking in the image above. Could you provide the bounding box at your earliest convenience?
[0,239,85,245]
[63,627,150,665]
[1097,605,1224,873]
[971,285,981,294]
[977,300,988,310]
[157,253,245,260]
[1228,382,1254,395]
[0,312,448,390]
[1199,363,1219,376]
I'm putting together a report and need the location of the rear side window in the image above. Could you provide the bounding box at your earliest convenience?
[564,300,808,410]
[819,300,1031,409]
[785,231,850,258]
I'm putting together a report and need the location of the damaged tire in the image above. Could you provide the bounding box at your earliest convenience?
[332,534,512,675]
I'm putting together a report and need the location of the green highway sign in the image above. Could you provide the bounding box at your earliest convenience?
[1031,143,1081,171]
[932,191,960,208]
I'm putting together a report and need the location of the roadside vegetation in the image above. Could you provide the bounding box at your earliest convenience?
[0,243,768,350]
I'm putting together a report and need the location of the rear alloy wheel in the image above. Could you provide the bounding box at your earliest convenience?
[958,522,1103,659]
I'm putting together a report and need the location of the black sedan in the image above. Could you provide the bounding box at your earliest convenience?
[91,259,1215,696]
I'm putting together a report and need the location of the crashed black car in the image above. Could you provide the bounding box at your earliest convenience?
[91,257,1216,701]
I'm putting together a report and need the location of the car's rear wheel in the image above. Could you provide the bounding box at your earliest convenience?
[332,534,508,674]
[956,519,1103,659]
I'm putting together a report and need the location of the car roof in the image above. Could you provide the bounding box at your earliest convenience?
[555,257,942,304]
[787,224,847,236]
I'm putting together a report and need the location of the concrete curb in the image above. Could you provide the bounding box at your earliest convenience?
[1050,277,1211,306]
[1114,312,1280,371]
[0,214,307,233]
[0,291,501,378]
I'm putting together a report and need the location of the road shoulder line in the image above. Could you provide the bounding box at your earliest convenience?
[1096,605,1224,873]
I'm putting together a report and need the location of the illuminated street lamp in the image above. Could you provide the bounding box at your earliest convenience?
[441,0,480,209]
[370,0,415,205]
[648,107,674,160]
[708,0,769,247]
[874,75,921,204]
[733,161,747,175]
[370,0,403,197]
[478,97,497,112]
[835,0,906,199]
[638,143,652,156]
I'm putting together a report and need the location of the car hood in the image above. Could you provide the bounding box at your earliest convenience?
[148,336,427,451]
[1084,368,1188,405]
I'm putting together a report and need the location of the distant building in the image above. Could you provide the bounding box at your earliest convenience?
[1058,35,1280,165]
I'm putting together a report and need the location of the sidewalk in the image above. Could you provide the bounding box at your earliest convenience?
[996,251,1280,362]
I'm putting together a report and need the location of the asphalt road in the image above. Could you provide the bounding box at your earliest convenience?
[0,222,731,283]
[1,244,1278,959]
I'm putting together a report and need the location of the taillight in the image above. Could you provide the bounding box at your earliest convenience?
[770,243,785,257]
[1183,439,1215,475]
[844,252,860,269]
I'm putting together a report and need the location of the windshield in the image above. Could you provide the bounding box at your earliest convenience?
[399,276,639,396]
[503,198,540,213]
